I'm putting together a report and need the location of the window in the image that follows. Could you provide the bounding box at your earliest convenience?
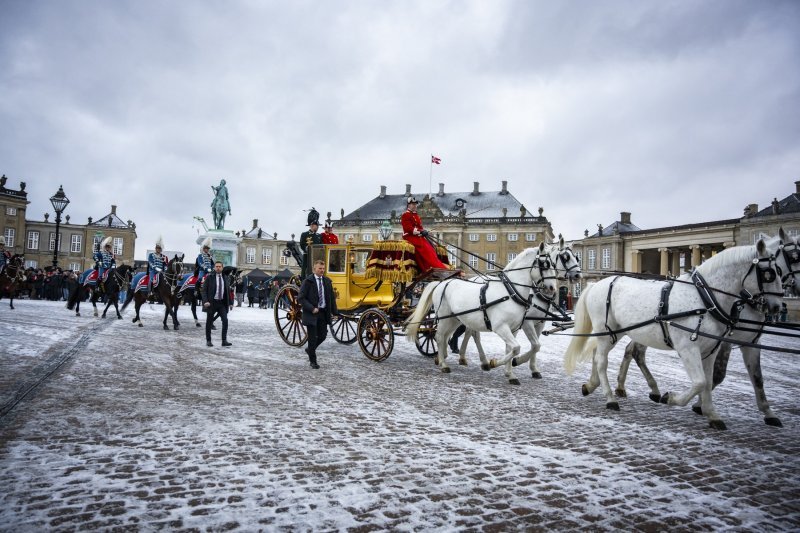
[328,249,346,273]
[525,233,536,242]
[27,231,39,250]
[70,234,82,253]
[25,260,38,269]
[507,233,518,242]
[601,248,610,269]
[487,234,497,242]
[575,250,582,264]
[588,249,596,269]
[49,232,60,251]
[787,229,798,238]
[362,233,373,242]
[573,282,581,298]
[468,234,479,242]
[262,248,272,265]
[246,247,255,264]
[4,228,14,248]
[468,255,478,269]
[6,207,16,216]
[113,237,123,255]
[447,245,457,266]
[279,254,289,266]
[69,262,81,272]
[507,252,517,263]
[486,252,497,270]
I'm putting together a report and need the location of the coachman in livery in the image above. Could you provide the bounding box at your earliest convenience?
[299,208,322,278]
[195,238,215,288]
[93,237,116,292]
[401,196,446,273]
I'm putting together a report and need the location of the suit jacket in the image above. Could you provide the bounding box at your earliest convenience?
[202,272,232,307]
[298,274,338,326]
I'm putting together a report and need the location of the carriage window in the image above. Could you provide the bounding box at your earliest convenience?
[4,228,15,248]
[71,234,82,253]
[328,249,346,273]
[351,250,370,274]
[486,252,497,271]
[27,231,39,250]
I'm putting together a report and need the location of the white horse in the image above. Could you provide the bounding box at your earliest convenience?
[564,239,784,430]
[453,238,581,379]
[614,230,799,426]
[406,245,558,384]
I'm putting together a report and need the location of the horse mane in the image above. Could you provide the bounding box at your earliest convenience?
[694,244,758,275]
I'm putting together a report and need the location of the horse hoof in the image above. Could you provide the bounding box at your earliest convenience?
[511,357,519,367]
[458,360,467,366]
[531,372,542,379]
[117,315,122,320]
[138,323,143,327]
[659,393,670,405]
[195,323,202,327]
[765,417,783,427]
[163,325,169,330]
[709,420,727,430]
[606,401,620,411]
[581,384,590,397]
[692,405,703,415]
[649,393,661,403]
[481,363,490,371]
[615,388,627,398]
[433,358,439,366]
[441,367,451,374]
[174,325,179,330]
[76,312,81,317]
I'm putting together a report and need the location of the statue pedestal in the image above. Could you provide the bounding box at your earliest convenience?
[197,229,240,267]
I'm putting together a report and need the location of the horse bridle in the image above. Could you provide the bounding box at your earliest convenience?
[554,246,580,278]
[1,257,24,284]
[738,254,784,311]
[778,241,800,287]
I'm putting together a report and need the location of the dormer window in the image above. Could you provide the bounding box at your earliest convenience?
[455,198,465,209]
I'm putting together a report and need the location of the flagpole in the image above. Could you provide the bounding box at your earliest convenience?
[429,155,433,198]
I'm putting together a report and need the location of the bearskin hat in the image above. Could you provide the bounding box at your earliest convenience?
[307,207,320,226]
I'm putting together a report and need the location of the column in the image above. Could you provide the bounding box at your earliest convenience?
[630,250,642,273]
[659,248,669,277]
[671,250,681,276]
[690,245,701,268]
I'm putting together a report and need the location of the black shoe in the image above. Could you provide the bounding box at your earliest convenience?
[449,338,459,354]
[310,362,320,369]
[222,341,232,347]
[206,341,213,347]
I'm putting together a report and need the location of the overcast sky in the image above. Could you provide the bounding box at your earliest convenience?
[2,0,798,260]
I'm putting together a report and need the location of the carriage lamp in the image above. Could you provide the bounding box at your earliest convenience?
[49,185,70,268]
[378,220,393,241]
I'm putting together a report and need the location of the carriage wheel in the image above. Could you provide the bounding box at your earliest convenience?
[273,284,308,347]
[414,307,438,358]
[330,314,358,345]
[357,309,394,362]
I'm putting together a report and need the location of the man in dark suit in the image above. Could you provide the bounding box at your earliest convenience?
[298,259,338,369]
[202,261,233,347]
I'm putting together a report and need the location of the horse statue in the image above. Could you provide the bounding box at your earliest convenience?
[406,244,558,384]
[210,179,231,230]
[613,229,800,427]
[0,254,26,309]
[66,264,133,318]
[564,238,784,430]
[454,238,581,379]
[122,254,184,329]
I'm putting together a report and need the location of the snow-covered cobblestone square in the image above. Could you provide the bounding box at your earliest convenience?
[1,300,799,530]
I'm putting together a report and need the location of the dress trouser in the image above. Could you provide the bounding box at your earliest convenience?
[206,300,229,341]
[306,316,328,361]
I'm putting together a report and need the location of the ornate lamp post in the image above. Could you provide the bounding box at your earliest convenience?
[378,220,393,241]
[49,185,70,268]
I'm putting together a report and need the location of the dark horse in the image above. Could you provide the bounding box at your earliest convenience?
[122,254,184,329]
[174,265,242,327]
[0,254,25,309]
[67,265,133,318]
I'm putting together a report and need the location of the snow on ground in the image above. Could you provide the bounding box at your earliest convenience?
[1,299,799,531]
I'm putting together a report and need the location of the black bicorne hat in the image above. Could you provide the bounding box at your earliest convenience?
[307,207,320,226]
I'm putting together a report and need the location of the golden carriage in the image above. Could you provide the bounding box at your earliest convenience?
[273,239,458,361]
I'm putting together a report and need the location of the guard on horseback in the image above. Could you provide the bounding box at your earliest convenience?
[401,196,446,273]
[0,236,11,277]
[299,208,322,278]
[147,237,168,299]
[195,238,215,288]
[93,237,116,293]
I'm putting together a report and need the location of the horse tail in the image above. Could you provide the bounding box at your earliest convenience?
[120,286,134,312]
[564,282,596,375]
[405,281,440,342]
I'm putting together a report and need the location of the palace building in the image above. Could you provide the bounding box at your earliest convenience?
[333,181,554,272]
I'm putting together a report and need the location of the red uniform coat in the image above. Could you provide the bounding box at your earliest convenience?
[400,209,445,272]
[321,232,339,244]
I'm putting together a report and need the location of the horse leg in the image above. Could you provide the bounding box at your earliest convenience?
[513,320,543,379]
[692,343,730,416]
[580,338,603,397]
[457,329,470,366]
[163,305,170,330]
[588,338,619,410]
[435,318,459,373]
[102,299,111,318]
[740,345,781,427]
[616,342,661,402]
[662,347,725,429]
[171,299,180,330]
[491,324,522,385]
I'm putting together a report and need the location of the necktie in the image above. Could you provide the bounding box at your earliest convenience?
[317,277,325,308]
[216,274,223,300]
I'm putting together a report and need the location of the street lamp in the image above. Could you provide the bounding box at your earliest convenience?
[49,185,70,268]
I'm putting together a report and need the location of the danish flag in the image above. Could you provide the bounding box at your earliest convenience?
[431,155,441,165]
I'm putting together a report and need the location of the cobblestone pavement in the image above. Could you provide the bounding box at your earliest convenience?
[1,300,799,531]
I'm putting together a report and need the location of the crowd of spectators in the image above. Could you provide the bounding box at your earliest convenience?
[18,267,80,301]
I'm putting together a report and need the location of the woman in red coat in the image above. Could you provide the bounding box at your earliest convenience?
[401,197,446,273]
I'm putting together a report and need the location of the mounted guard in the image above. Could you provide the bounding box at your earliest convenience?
[195,238,214,288]
[0,236,11,277]
[147,236,168,297]
[93,237,116,293]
